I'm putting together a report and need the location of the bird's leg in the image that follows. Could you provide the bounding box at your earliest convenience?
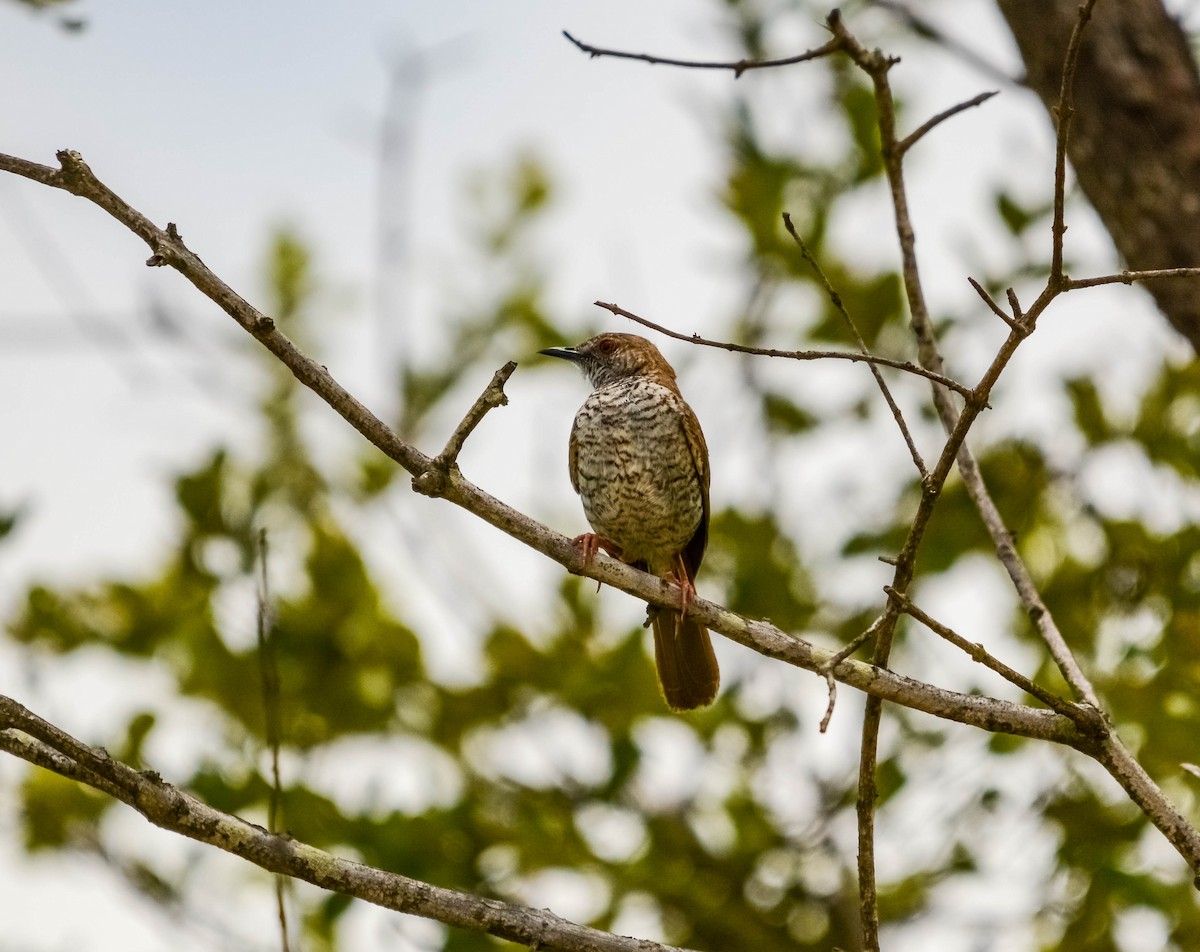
[671,551,697,617]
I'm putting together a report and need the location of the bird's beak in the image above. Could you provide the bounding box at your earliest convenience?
[539,346,585,362]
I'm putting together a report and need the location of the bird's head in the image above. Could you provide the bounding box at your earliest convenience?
[539,333,677,389]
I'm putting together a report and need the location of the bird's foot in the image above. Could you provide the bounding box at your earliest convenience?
[573,533,623,566]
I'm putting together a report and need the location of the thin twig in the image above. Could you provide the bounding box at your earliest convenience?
[948,0,1102,700]
[1049,0,1099,285]
[437,362,517,465]
[884,587,1076,717]
[898,90,998,156]
[967,277,1023,333]
[818,621,882,733]
[1005,288,1024,323]
[562,29,843,78]
[412,361,518,498]
[255,530,290,952]
[593,300,973,397]
[782,212,928,479]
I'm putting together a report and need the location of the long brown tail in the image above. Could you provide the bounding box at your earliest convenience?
[650,607,720,711]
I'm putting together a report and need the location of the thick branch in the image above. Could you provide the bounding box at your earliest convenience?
[0,700,696,952]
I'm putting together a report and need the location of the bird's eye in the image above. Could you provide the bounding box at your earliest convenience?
[594,339,615,355]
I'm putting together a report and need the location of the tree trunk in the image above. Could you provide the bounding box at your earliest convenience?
[998,0,1200,351]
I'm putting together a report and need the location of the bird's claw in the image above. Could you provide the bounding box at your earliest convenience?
[573,533,622,592]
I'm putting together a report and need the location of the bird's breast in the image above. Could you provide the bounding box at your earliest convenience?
[570,378,703,571]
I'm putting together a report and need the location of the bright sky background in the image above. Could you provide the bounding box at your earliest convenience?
[0,1,1188,949]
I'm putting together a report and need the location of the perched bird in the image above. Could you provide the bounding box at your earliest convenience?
[540,332,719,710]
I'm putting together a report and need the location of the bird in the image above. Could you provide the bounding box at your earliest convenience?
[540,332,719,711]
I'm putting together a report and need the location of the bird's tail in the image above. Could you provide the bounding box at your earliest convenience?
[650,607,720,711]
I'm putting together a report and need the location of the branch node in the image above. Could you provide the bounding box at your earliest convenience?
[56,148,86,175]
[966,387,992,411]
[412,468,449,499]
[413,361,518,500]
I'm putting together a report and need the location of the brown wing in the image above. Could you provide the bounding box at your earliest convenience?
[677,398,710,583]
[567,417,581,496]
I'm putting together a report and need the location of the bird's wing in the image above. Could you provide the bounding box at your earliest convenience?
[679,398,710,580]
[568,417,581,496]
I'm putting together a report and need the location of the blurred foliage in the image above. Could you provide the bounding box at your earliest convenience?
[6,1,1200,951]
[4,0,85,32]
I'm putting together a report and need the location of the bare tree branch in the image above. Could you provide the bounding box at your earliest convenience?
[859,0,1200,908]
[999,0,1200,351]
[818,621,882,734]
[823,4,1103,941]
[413,361,518,497]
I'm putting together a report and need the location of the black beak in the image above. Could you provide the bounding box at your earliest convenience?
[539,346,585,362]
